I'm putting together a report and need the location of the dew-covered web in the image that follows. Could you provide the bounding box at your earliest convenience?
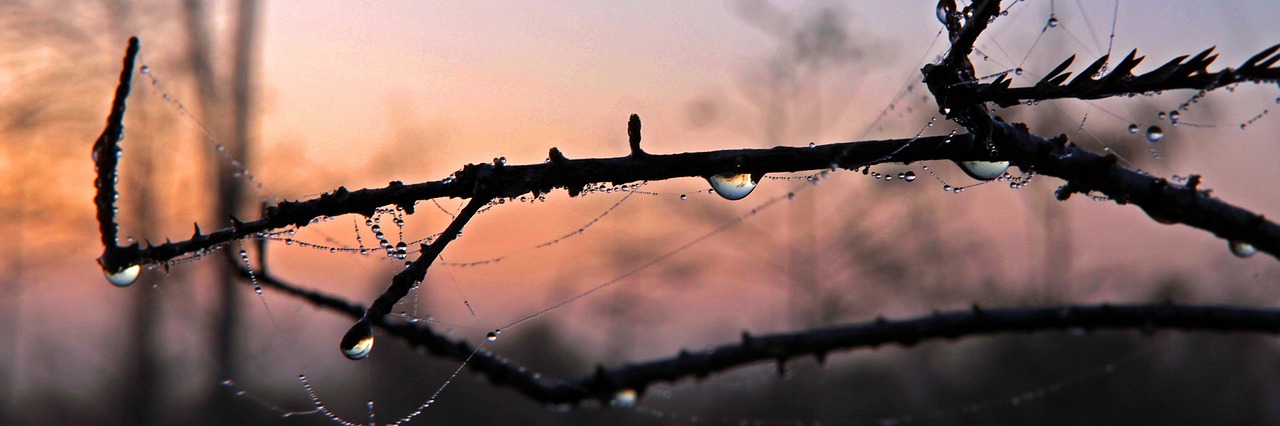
[114,2,1280,423]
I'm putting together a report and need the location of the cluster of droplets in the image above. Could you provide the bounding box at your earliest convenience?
[1125,123,1164,143]
[138,65,266,193]
[1239,109,1270,130]
[857,166,918,183]
[918,161,1033,193]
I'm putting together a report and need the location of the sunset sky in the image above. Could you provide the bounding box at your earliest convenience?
[5,0,1280,422]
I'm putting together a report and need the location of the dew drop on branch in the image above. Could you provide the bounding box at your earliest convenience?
[1127,124,1139,134]
[340,320,374,360]
[104,264,141,287]
[1229,240,1257,258]
[956,161,1010,181]
[611,388,638,407]
[707,172,759,201]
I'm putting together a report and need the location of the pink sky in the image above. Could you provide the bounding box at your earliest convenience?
[6,0,1280,419]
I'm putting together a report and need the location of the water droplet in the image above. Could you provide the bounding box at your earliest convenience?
[935,0,951,24]
[105,264,141,287]
[956,161,1010,181]
[786,192,796,200]
[1014,67,1024,76]
[1127,124,1139,134]
[679,194,687,200]
[340,320,374,360]
[612,388,638,407]
[371,224,381,234]
[139,65,150,74]
[1157,111,1167,121]
[807,142,816,148]
[942,184,953,192]
[902,171,917,182]
[706,172,759,201]
[1229,240,1257,258]
[1145,126,1164,142]
[486,330,500,342]
[1168,110,1180,122]
[1047,17,1059,27]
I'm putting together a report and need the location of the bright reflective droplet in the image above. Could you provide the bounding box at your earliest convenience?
[340,320,374,360]
[956,161,1010,181]
[1229,240,1257,258]
[1145,126,1164,142]
[612,388,638,407]
[935,0,951,24]
[1015,67,1024,76]
[902,171,917,182]
[486,329,500,342]
[139,65,150,74]
[1169,111,1181,122]
[1157,111,1167,121]
[105,264,141,287]
[706,172,758,201]
[1047,17,1059,27]
[1127,124,1139,134]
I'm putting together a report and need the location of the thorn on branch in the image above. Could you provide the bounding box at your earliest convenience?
[627,114,646,156]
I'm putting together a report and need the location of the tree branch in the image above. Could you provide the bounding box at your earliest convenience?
[965,45,1280,107]
[922,0,1279,260]
[228,265,1280,407]
[97,130,1001,272]
[94,36,139,273]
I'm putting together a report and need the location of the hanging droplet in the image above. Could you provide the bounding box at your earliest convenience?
[340,320,374,360]
[486,329,500,342]
[1145,126,1164,142]
[139,65,150,74]
[706,172,759,201]
[807,142,816,148]
[1229,240,1257,258]
[956,161,1010,181]
[1014,67,1024,76]
[1157,111,1167,121]
[104,264,141,287]
[1047,16,1059,27]
[935,0,952,25]
[611,388,638,407]
[1127,124,1139,134]
[902,171,917,182]
[679,194,687,200]
[1168,110,1180,122]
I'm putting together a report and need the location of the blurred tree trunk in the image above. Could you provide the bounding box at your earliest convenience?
[183,0,262,420]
